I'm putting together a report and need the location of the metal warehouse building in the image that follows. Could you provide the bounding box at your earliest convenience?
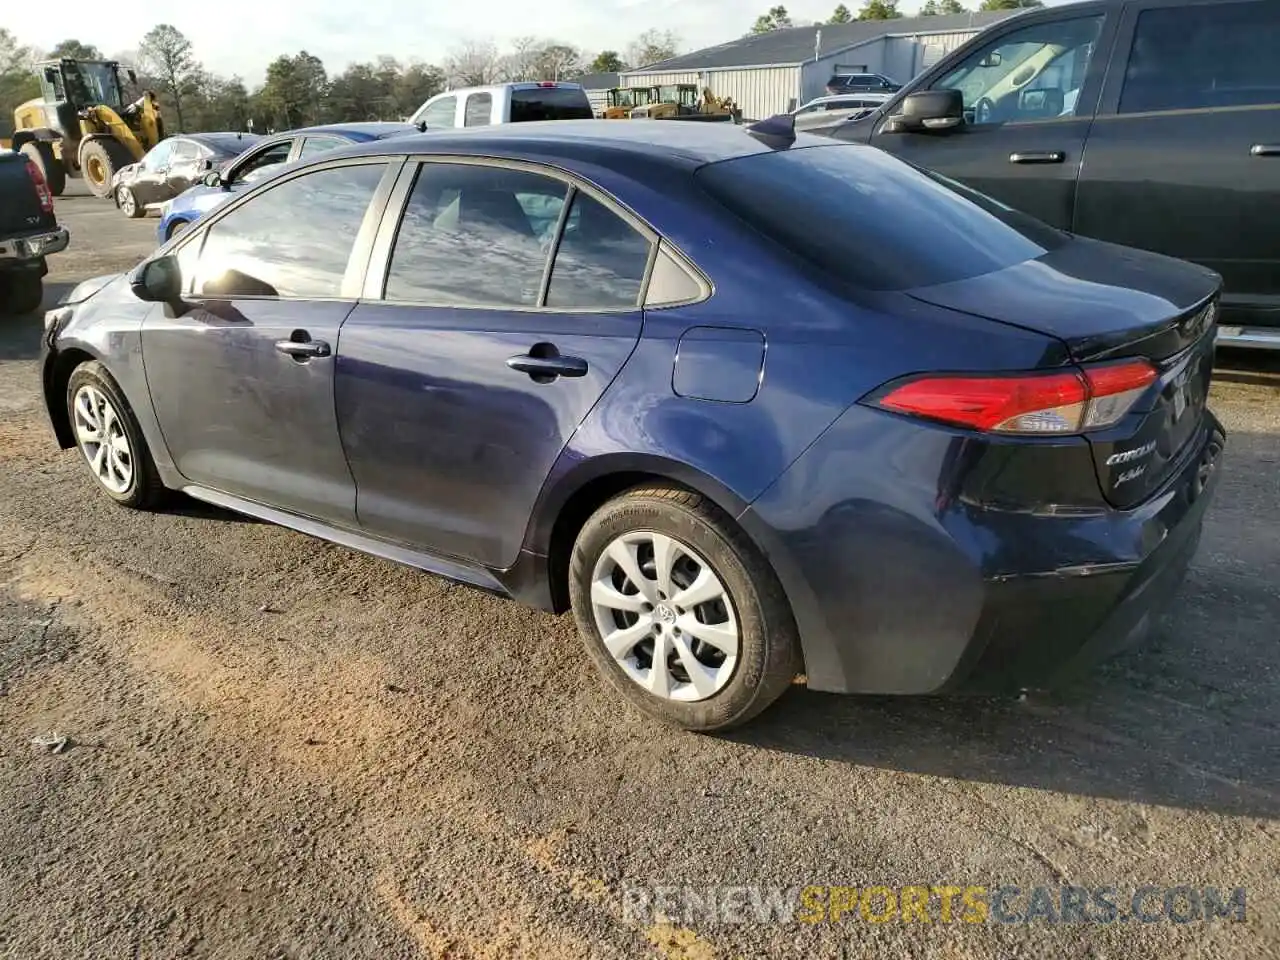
[621,11,1015,121]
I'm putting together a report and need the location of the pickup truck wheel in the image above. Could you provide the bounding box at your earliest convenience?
[570,484,802,732]
[66,361,167,509]
[0,272,43,316]
[20,141,66,196]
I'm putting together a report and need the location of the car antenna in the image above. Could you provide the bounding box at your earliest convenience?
[745,113,796,148]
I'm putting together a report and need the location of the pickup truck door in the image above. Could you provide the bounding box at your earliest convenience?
[1073,0,1280,325]
[866,9,1117,230]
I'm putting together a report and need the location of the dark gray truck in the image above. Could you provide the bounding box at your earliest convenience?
[820,0,1280,350]
[0,149,69,315]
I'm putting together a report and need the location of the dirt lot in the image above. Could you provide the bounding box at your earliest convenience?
[0,192,1277,959]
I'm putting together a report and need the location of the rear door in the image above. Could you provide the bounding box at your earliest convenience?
[868,9,1117,228]
[1074,0,1280,324]
[336,158,652,568]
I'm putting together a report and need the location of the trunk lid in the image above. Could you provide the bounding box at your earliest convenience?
[0,152,54,237]
[907,236,1221,509]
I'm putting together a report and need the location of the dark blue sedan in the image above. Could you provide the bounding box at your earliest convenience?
[41,121,1225,730]
[156,122,418,244]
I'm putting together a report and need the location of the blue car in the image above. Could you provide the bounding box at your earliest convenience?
[156,122,418,244]
[43,121,1224,730]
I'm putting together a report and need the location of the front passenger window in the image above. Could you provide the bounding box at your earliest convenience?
[235,141,293,183]
[194,163,386,299]
[933,16,1104,125]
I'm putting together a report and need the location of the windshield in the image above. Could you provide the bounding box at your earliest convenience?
[696,144,1067,292]
[65,61,125,108]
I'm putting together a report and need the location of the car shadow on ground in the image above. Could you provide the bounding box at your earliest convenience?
[0,283,75,361]
[732,429,1280,821]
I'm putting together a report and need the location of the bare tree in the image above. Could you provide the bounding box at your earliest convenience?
[497,36,542,82]
[443,40,501,87]
[626,30,681,70]
[138,24,200,130]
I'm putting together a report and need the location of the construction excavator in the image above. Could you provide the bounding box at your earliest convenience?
[11,58,165,197]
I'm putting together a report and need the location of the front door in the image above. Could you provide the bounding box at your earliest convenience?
[142,160,392,524]
[163,138,205,198]
[130,139,175,206]
[337,160,653,569]
[869,10,1114,229]
[1074,0,1280,321]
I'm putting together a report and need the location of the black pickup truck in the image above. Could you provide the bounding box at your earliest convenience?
[822,0,1280,350]
[0,149,69,315]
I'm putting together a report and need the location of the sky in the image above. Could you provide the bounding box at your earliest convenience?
[6,0,1078,85]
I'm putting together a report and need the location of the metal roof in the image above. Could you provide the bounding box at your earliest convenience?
[628,11,1015,72]
[573,72,621,91]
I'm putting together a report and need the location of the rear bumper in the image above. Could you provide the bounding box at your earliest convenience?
[742,409,1225,695]
[0,226,69,265]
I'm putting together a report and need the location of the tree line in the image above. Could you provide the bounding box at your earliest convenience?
[0,26,683,137]
[752,0,1042,32]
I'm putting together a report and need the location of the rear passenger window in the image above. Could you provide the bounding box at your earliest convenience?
[384,163,565,306]
[464,94,492,127]
[1119,1,1280,113]
[546,193,652,309]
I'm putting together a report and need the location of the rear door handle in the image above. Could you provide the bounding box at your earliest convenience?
[506,352,588,380]
[1009,151,1066,164]
[1250,144,1280,157]
[275,338,330,359]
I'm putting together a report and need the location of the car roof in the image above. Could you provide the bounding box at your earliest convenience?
[186,132,262,152]
[330,119,779,170]
[428,82,587,98]
[288,121,420,140]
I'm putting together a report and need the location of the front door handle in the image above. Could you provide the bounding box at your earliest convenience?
[1251,144,1280,157]
[1009,151,1066,164]
[506,345,588,381]
[275,336,330,359]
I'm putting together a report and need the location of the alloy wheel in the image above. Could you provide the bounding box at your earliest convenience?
[590,530,739,702]
[72,384,133,494]
[118,188,136,216]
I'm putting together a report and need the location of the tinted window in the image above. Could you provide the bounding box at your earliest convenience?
[1120,1,1280,113]
[195,163,385,299]
[510,87,594,122]
[419,96,457,128]
[546,192,651,309]
[298,136,348,160]
[696,145,1065,292]
[934,16,1104,124]
[464,93,492,126]
[234,140,293,183]
[384,163,564,306]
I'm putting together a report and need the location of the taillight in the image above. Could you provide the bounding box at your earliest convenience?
[873,359,1158,435]
[25,158,54,214]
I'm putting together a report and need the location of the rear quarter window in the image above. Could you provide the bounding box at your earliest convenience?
[510,87,594,122]
[695,145,1066,291]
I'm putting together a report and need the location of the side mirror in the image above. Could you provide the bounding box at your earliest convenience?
[127,68,138,86]
[979,52,1003,69]
[130,255,188,313]
[201,169,223,188]
[883,89,964,134]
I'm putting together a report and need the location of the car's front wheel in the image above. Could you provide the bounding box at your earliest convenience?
[570,484,801,731]
[66,361,167,509]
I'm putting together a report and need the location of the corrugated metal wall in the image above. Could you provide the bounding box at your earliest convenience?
[585,87,611,117]
[704,66,800,120]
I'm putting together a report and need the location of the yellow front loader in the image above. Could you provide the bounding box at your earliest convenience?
[12,58,165,197]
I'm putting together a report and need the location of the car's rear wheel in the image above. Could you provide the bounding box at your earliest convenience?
[117,186,143,218]
[66,361,167,509]
[0,271,43,315]
[569,484,801,731]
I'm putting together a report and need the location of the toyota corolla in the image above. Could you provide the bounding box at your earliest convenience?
[41,120,1224,731]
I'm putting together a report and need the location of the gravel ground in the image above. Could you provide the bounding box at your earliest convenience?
[0,191,1277,959]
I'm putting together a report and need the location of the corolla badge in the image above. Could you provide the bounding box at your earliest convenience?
[1106,440,1156,467]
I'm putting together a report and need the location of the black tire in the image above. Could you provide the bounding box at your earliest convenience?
[65,360,168,509]
[569,484,802,732]
[116,186,144,218]
[0,271,43,315]
[80,139,134,199]
[20,140,66,196]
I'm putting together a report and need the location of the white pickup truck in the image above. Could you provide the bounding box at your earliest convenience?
[410,82,594,129]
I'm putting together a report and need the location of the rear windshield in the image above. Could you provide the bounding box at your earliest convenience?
[510,87,594,122]
[695,144,1066,291]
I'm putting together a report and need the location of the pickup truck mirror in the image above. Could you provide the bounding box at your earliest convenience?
[130,255,189,313]
[883,89,964,134]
